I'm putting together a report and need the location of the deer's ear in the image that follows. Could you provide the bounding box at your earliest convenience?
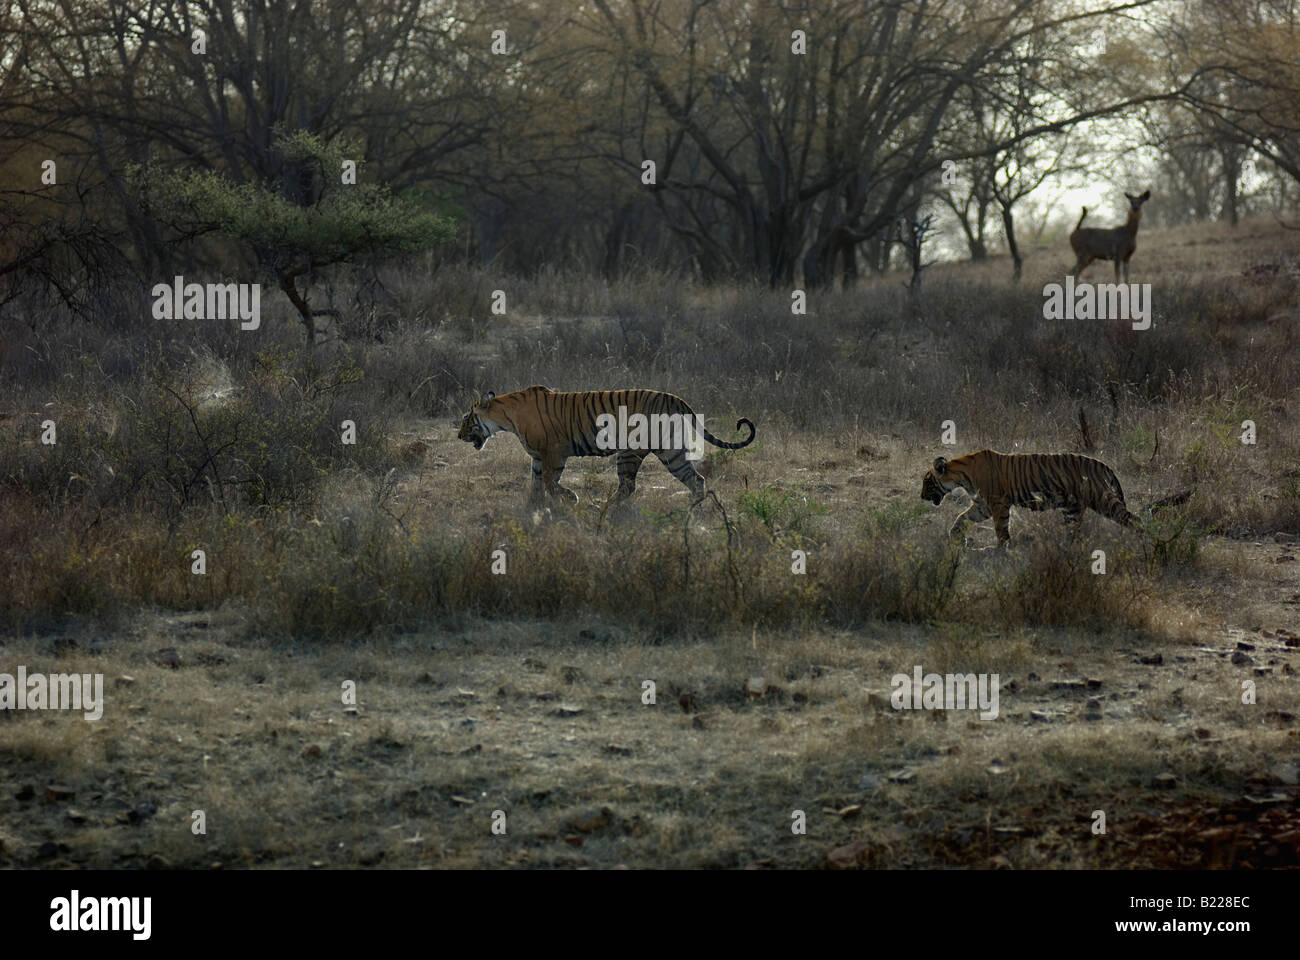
[933,457,948,474]
[1140,189,1151,201]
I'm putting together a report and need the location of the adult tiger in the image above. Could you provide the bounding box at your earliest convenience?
[920,449,1187,545]
[457,385,755,507]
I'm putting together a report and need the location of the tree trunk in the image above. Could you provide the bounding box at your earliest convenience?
[278,271,316,346]
[1001,204,1023,284]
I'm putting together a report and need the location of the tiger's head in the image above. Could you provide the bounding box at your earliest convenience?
[457,391,500,451]
[921,456,961,505]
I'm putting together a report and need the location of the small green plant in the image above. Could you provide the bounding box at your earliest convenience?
[738,484,826,535]
[1141,511,1206,567]
[862,500,929,537]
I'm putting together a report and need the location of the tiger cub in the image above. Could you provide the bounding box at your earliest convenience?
[920,449,1134,544]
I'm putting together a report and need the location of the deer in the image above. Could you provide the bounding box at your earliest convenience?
[1069,189,1151,282]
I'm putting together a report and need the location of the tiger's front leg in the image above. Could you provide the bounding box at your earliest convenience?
[542,457,578,504]
[990,500,1012,545]
[528,458,545,506]
[948,497,990,543]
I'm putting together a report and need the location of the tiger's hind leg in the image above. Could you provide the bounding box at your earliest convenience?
[609,450,648,508]
[655,447,707,502]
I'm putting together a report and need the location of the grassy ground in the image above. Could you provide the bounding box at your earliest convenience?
[1,218,1298,868]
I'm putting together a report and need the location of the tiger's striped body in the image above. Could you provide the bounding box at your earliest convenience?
[458,385,755,507]
[920,449,1133,544]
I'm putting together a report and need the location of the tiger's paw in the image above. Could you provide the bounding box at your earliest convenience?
[551,486,579,504]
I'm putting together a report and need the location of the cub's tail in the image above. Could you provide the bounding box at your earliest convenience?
[701,418,756,450]
[1143,488,1192,516]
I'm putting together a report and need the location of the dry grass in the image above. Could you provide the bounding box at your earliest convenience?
[1,217,1299,868]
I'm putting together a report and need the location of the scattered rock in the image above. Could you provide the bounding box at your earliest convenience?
[1231,651,1254,666]
[1139,654,1163,665]
[568,808,612,833]
[14,784,35,802]
[1242,792,1288,807]
[1153,773,1178,789]
[555,704,583,716]
[155,648,181,669]
[678,693,696,713]
[746,677,767,699]
[888,768,916,784]
[605,744,632,756]
[826,841,871,869]
[301,744,322,759]
[44,784,75,803]
[66,809,87,823]
[114,675,135,688]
